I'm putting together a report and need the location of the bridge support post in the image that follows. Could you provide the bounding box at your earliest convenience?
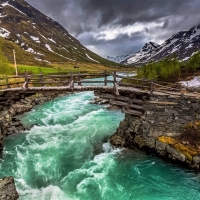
[6,75,10,88]
[24,71,29,89]
[40,73,44,87]
[78,72,82,86]
[70,72,74,91]
[150,79,154,95]
[104,70,107,86]
[113,71,119,95]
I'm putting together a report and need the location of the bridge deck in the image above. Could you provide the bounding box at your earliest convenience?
[1,85,200,98]
[0,85,146,94]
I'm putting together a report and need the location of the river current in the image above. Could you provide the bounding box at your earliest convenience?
[0,91,200,200]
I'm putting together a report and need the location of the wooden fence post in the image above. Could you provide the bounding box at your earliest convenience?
[150,79,154,95]
[113,71,119,95]
[70,72,74,89]
[104,70,107,86]
[24,71,29,88]
[40,73,44,86]
[113,71,117,85]
[6,75,10,88]
[78,72,81,86]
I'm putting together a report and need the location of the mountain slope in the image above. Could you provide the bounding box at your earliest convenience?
[0,0,114,65]
[112,24,200,66]
[123,42,160,65]
[104,55,132,63]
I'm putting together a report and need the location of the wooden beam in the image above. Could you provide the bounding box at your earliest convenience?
[99,93,144,104]
[111,100,144,110]
[122,108,143,116]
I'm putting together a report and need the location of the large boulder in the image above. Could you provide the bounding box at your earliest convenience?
[0,177,19,200]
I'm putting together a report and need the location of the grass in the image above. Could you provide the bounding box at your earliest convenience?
[17,65,62,75]
[11,62,133,75]
[0,62,133,89]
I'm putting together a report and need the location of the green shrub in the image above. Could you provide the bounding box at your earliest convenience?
[137,51,200,82]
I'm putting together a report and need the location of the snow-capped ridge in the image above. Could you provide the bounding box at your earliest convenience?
[121,23,200,65]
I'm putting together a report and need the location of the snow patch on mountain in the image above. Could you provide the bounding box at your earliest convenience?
[45,43,76,61]
[30,36,40,43]
[25,48,34,53]
[125,42,160,64]
[1,1,26,16]
[48,38,56,43]
[0,27,10,38]
[45,44,53,52]
[86,53,100,63]
[121,24,200,65]
[105,55,132,63]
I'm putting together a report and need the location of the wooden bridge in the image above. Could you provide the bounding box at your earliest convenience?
[0,71,199,116]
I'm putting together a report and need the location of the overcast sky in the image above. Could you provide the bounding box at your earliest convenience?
[26,0,200,57]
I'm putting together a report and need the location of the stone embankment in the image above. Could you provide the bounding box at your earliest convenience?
[110,91,200,170]
[0,91,70,199]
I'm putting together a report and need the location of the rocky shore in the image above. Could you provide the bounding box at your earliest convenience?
[110,92,200,171]
[0,91,70,199]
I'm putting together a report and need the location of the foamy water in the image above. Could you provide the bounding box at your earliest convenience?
[0,91,200,200]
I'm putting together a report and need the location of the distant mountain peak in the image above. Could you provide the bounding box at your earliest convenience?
[108,23,200,66]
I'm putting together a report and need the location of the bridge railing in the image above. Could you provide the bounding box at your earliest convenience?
[0,71,187,95]
[116,75,183,94]
[0,71,114,89]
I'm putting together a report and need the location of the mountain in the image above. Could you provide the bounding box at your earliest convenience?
[109,24,200,66]
[0,0,114,65]
[104,55,132,63]
[122,42,160,65]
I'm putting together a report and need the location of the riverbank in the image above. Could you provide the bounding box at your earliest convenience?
[0,90,200,199]
[110,92,200,171]
[0,91,71,199]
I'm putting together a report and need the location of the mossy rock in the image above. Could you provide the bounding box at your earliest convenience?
[158,136,198,161]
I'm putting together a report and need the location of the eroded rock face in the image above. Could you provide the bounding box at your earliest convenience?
[0,91,71,199]
[0,177,19,200]
[110,93,200,170]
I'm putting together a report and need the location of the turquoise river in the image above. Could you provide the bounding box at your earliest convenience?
[0,91,200,199]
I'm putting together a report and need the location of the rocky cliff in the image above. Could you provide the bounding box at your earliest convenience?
[110,91,200,170]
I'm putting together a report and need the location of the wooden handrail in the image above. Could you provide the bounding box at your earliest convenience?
[0,71,194,95]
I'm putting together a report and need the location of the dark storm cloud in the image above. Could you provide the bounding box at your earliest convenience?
[77,31,146,56]
[26,0,200,56]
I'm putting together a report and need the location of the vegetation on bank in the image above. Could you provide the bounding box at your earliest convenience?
[136,52,200,82]
[158,121,200,161]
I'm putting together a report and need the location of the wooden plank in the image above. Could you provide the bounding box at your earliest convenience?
[29,81,71,84]
[98,93,144,104]
[122,108,143,116]
[115,95,144,104]
[111,100,144,110]
[0,97,21,101]
[119,82,149,89]
[77,81,113,84]
[149,101,178,105]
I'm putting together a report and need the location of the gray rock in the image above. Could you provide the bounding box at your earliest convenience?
[146,137,156,148]
[149,130,163,137]
[0,177,19,200]
[156,140,168,151]
[191,103,200,111]
[109,135,125,147]
[134,135,146,148]
[193,156,200,164]
[166,146,186,162]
